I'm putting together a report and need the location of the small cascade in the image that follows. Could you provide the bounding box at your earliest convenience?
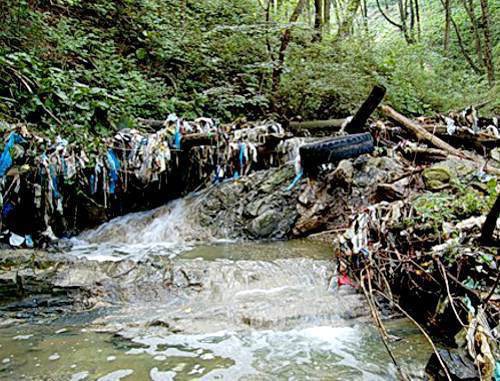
[68,194,215,260]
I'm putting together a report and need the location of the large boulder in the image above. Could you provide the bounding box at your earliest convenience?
[196,165,300,239]
[425,349,479,381]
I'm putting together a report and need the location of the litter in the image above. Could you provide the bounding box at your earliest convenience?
[9,232,24,247]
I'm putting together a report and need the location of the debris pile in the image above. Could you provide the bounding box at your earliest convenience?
[327,105,499,380]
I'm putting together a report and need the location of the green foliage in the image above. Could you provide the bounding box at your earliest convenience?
[0,0,497,142]
[412,178,498,233]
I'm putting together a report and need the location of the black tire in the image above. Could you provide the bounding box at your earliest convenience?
[299,133,374,170]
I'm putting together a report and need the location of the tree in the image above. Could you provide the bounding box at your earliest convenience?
[336,0,361,38]
[479,0,495,85]
[271,0,307,110]
[313,0,323,41]
[323,0,331,32]
[375,0,416,43]
[444,0,451,52]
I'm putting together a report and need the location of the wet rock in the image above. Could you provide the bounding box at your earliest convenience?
[293,156,404,236]
[425,349,479,380]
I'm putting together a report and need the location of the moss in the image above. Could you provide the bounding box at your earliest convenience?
[423,167,453,190]
[412,179,497,235]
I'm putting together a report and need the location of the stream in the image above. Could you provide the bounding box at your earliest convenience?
[0,197,432,380]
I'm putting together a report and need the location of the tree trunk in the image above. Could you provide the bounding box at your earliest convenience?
[462,0,483,65]
[271,0,307,111]
[409,0,415,34]
[398,0,413,43]
[376,0,403,29]
[479,0,495,85]
[415,0,421,40]
[313,0,323,41]
[336,0,361,38]
[332,0,342,27]
[306,0,312,25]
[450,14,481,73]
[444,0,451,52]
[324,0,331,32]
[362,0,369,31]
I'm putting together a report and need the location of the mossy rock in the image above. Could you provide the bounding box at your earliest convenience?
[422,159,475,191]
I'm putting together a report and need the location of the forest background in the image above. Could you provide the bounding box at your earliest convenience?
[0,0,497,148]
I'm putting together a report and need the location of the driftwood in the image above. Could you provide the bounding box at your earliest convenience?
[289,118,345,132]
[181,132,218,148]
[344,85,386,133]
[381,105,466,158]
[421,125,500,145]
[401,144,450,162]
[136,118,166,129]
[381,106,500,176]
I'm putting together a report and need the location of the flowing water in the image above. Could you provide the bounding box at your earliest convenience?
[0,197,432,380]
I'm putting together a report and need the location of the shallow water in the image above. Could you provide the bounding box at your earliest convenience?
[1,197,432,380]
[0,317,430,381]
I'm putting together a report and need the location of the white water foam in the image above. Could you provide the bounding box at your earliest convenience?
[68,197,214,261]
[119,325,398,380]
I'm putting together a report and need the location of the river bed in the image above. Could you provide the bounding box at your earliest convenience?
[0,240,432,381]
[1,195,433,380]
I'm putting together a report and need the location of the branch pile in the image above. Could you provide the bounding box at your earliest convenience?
[331,105,499,380]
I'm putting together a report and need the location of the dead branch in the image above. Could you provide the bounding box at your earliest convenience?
[374,289,453,381]
[380,105,466,158]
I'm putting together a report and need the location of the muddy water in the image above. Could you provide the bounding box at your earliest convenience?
[0,316,429,380]
[0,241,432,380]
[1,197,432,380]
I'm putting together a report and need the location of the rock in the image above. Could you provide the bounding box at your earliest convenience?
[423,159,476,191]
[423,166,453,190]
[249,210,282,238]
[196,165,299,239]
[330,159,354,189]
[425,349,479,380]
[376,177,410,201]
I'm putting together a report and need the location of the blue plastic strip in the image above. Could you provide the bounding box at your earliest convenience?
[0,132,26,177]
[107,149,120,194]
[173,121,182,149]
[49,164,61,199]
[286,170,303,191]
[90,174,96,194]
[239,143,246,168]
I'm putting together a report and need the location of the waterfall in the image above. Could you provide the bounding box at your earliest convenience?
[68,194,214,261]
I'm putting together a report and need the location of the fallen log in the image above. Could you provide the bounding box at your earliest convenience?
[420,125,500,153]
[344,85,386,133]
[381,105,466,158]
[181,132,219,147]
[401,144,449,162]
[136,118,166,130]
[421,125,500,144]
[289,118,346,132]
[381,105,500,176]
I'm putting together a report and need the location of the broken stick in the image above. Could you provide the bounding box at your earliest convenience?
[344,85,386,133]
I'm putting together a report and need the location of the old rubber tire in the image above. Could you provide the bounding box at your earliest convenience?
[299,133,374,169]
